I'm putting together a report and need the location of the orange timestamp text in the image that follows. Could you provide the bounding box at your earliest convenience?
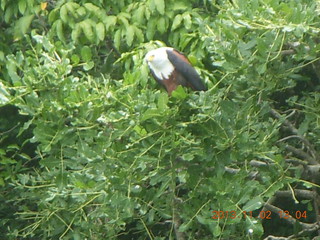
[211,210,307,220]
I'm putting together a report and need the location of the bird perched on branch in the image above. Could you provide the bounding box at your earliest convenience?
[145,47,207,95]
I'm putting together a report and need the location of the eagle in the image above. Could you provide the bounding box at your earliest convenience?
[145,47,207,95]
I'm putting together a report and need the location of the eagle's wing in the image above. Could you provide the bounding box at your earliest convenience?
[166,49,207,91]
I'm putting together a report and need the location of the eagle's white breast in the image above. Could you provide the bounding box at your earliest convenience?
[145,47,175,80]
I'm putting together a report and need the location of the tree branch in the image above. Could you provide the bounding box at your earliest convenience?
[270,108,319,164]
[264,222,320,240]
[173,197,185,240]
[263,203,315,229]
[285,145,317,164]
[224,166,259,179]
[275,189,316,200]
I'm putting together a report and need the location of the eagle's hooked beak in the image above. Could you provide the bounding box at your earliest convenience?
[145,54,155,63]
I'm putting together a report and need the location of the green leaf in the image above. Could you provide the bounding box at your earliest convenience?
[13,15,34,41]
[64,2,80,18]
[60,4,69,23]
[6,57,21,86]
[243,197,264,211]
[83,3,100,13]
[182,153,194,161]
[146,19,157,40]
[183,13,192,29]
[48,8,59,23]
[126,25,135,46]
[118,13,130,28]
[76,6,86,17]
[18,0,26,14]
[0,82,10,105]
[149,0,156,13]
[81,20,95,42]
[18,153,31,161]
[257,64,266,74]
[71,54,80,64]
[71,24,81,42]
[134,26,144,42]
[105,16,117,31]
[157,92,168,110]
[171,86,187,99]
[172,1,189,10]
[83,61,94,71]
[178,222,190,232]
[0,51,4,62]
[154,0,165,15]
[245,217,264,236]
[96,22,105,41]
[171,14,182,31]
[133,5,146,23]
[81,46,92,61]
[0,178,4,187]
[141,108,162,121]
[133,125,147,136]
[114,29,122,49]
[4,5,13,23]
[56,172,68,190]
[157,17,166,34]
[213,224,221,237]
[188,55,198,65]
[1,157,17,164]
[55,19,66,42]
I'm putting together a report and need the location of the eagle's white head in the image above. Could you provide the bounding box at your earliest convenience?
[145,47,175,80]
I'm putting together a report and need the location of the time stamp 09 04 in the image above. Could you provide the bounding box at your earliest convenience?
[211,210,307,220]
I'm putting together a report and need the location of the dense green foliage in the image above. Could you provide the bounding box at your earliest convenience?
[1,0,320,239]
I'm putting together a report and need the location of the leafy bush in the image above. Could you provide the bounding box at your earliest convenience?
[0,0,319,239]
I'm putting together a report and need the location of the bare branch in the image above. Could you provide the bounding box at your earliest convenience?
[270,108,319,163]
[263,236,288,240]
[249,160,271,167]
[275,189,316,200]
[306,165,320,179]
[285,145,318,165]
[270,109,298,134]
[312,61,320,81]
[173,196,185,240]
[224,166,259,179]
[285,158,308,166]
[264,221,320,240]
[263,203,315,229]
[281,49,295,56]
[312,188,320,236]
[173,211,185,240]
